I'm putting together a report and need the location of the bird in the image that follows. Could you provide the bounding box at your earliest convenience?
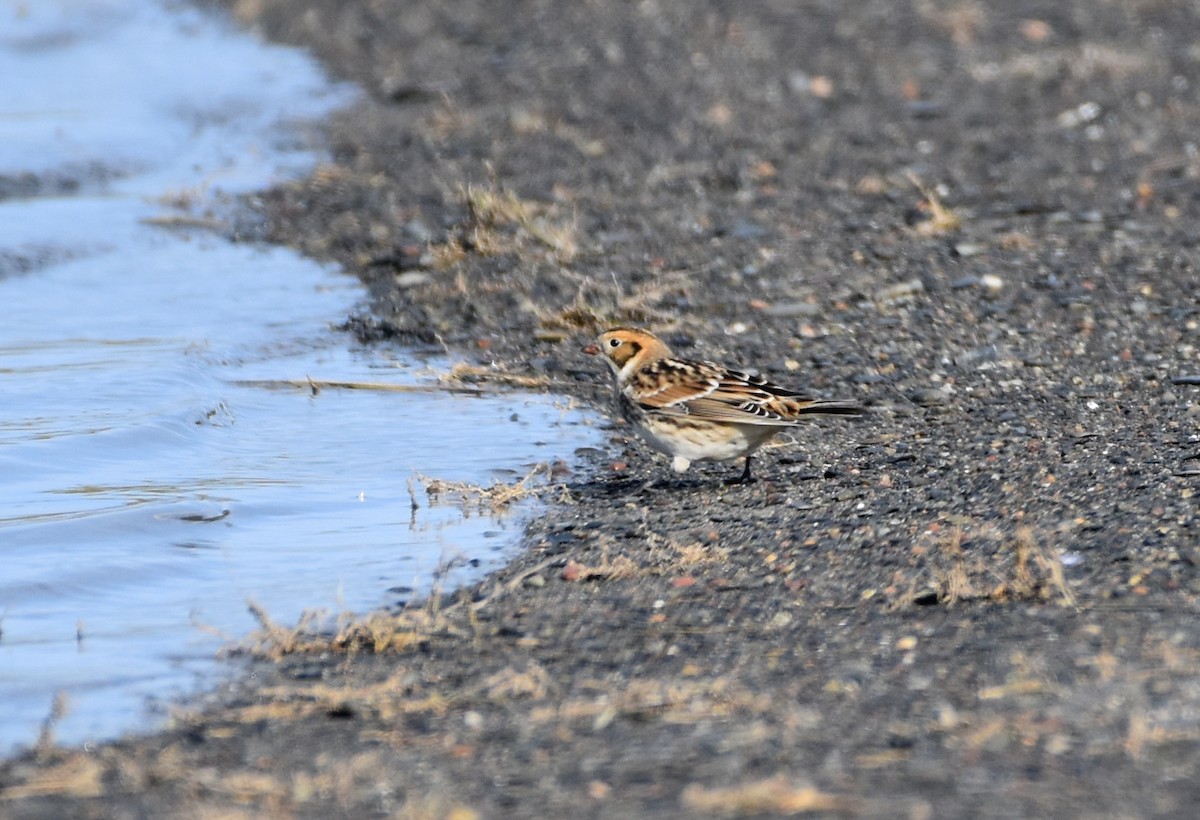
[583,327,862,483]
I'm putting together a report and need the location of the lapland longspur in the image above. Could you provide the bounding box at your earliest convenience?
[584,327,862,483]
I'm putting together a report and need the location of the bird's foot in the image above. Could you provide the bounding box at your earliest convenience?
[724,457,756,485]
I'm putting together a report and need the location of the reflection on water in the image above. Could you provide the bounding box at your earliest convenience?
[0,1,597,753]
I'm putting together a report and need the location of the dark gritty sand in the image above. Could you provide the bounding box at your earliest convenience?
[4,1,1200,817]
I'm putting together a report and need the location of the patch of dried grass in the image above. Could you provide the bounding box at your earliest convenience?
[221,677,452,725]
[1008,527,1075,606]
[425,180,578,265]
[427,95,475,137]
[906,171,962,236]
[239,604,339,658]
[667,540,731,568]
[466,182,578,260]
[393,797,481,820]
[415,462,556,514]
[529,675,773,730]
[483,662,553,701]
[904,523,1076,607]
[533,269,692,335]
[561,553,642,583]
[680,776,856,815]
[1119,710,1200,762]
[336,608,441,654]
[0,754,105,800]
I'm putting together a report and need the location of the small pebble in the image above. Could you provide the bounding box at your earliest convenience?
[875,278,925,303]
[909,386,953,407]
[402,218,433,242]
[764,301,820,318]
[954,344,1012,369]
[394,271,430,288]
[1056,101,1101,128]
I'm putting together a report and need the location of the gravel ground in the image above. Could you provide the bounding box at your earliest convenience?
[4,0,1200,817]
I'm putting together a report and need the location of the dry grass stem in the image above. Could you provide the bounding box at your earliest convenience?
[906,171,962,235]
[34,692,70,759]
[140,214,229,231]
[231,377,483,396]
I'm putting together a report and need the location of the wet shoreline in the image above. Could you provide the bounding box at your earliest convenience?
[0,0,592,757]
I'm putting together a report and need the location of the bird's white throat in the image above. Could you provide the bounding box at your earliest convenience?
[617,356,642,383]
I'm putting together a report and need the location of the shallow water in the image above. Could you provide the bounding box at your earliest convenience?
[0,1,596,753]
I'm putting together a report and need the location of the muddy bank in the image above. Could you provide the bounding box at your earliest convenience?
[4,0,1200,817]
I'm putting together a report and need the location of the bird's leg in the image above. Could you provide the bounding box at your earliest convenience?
[725,456,756,485]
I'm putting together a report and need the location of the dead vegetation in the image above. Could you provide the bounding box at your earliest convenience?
[233,361,562,396]
[426,179,578,267]
[533,268,693,336]
[217,673,454,725]
[231,376,485,396]
[393,797,481,820]
[516,673,776,731]
[233,462,576,665]
[415,462,563,514]
[906,171,962,236]
[3,741,480,818]
[559,552,642,583]
[1,753,106,801]
[238,604,350,657]
[367,171,694,339]
[435,362,551,390]
[560,520,732,584]
[236,596,452,661]
[680,777,857,816]
[34,692,69,760]
[903,523,1076,607]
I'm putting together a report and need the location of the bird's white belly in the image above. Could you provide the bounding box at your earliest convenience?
[635,417,767,463]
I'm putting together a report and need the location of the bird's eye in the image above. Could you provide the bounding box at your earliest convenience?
[608,338,621,348]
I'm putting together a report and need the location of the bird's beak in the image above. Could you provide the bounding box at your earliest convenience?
[582,343,600,355]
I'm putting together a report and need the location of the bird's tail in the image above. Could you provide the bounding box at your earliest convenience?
[794,398,864,416]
